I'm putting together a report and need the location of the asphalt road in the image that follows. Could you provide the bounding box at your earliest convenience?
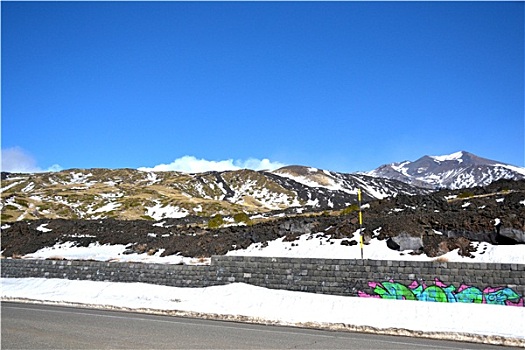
[1,302,503,350]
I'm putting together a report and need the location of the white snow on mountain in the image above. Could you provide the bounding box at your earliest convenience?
[145,202,189,221]
[496,163,525,176]
[390,161,411,176]
[367,151,525,189]
[430,151,465,163]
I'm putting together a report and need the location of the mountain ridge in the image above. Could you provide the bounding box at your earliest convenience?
[365,150,525,189]
[1,151,524,222]
[0,167,424,222]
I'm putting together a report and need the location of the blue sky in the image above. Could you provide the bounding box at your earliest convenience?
[2,1,524,173]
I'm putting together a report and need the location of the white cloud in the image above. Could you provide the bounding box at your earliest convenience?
[1,147,39,173]
[138,156,286,173]
[1,147,62,173]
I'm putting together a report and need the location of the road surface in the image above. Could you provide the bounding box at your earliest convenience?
[1,302,503,349]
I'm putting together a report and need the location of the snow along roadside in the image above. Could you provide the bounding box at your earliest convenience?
[2,278,524,347]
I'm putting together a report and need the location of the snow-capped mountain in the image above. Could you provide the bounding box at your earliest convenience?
[366,151,525,189]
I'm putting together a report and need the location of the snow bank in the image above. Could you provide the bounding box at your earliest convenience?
[2,278,523,346]
[22,242,210,265]
[19,230,525,265]
[227,231,525,264]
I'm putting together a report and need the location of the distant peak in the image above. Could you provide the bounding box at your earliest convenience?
[426,151,505,167]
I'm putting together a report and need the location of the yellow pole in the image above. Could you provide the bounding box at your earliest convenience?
[358,188,363,259]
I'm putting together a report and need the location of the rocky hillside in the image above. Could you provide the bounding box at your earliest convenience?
[2,151,524,261]
[0,167,425,222]
[1,179,524,260]
[366,151,525,189]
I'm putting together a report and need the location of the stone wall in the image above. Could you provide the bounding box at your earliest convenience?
[2,256,524,306]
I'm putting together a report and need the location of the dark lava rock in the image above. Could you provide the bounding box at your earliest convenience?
[386,237,400,251]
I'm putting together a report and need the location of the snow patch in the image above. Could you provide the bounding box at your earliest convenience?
[145,202,189,220]
[145,172,160,185]
[70,172,93,184]
[153,221,166,227]
[21,241,205,265]
[88,202,122,214]
[431,151,464,163]
[21,182,35,193]
[0,180,25,193]
[390,161,411,177]
[99,192,123,199]
[36,223,52,233]
[66,234,96,238]
[495,163,525,176]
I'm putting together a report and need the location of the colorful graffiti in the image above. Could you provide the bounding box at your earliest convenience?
[358,278,523,306]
